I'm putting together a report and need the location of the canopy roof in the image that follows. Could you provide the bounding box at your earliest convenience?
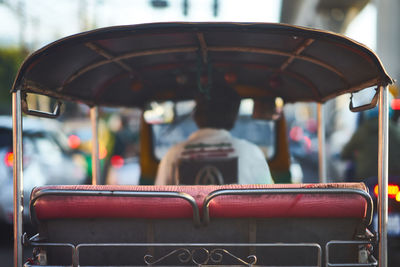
[12,22,393,108]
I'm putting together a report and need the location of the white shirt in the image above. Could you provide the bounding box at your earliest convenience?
[155,128,273,185]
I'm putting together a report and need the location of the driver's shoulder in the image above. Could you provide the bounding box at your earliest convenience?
[230,137,262,154]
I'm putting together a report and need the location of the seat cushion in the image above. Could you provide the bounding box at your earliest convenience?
[31,183,369,221]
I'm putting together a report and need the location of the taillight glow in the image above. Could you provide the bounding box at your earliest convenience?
[4,152,13,167]
[224,72,237,84]
[99,144,107,160]
[389,185,400,198]
[111,155,124,169]
[68,135,81,149]
[374,184,400,199]
[289,126,303,142]
[391,99,400,110]
[303,136,312,152]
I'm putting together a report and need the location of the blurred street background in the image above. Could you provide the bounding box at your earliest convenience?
[1,0,400,266]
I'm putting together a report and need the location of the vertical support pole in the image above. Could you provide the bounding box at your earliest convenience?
[90,106,100,185]
[317,103,326,183]
[378,85,389,267]
[12,90,23,267]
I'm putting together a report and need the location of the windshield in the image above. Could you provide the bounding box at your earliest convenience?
[152,99,276,160]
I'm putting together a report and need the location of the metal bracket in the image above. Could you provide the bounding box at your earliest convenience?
[349,88,379,113]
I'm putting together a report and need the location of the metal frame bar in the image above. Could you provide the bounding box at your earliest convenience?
[196,33,208,64]
[85,42,134,73]
[279,39,315,72]
[265,38,321,99]
[12,90,23,267]
[72,60,323,102]
[28,242,75,266]
[202,188,373,226]
[326,240,378,267]
[29,189,201,227]
[26,241,322,267]
[318,103,327,182]
[216,61,321,98]
[76,242,322,267]
[208,46,347,81]
[62,47,198,87]
[61,45,348,90]
[378,85,389,267]
[90,107,100,185]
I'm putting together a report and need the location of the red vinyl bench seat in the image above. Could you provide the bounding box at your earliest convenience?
[29,183,373,266]
[30,183,371,225]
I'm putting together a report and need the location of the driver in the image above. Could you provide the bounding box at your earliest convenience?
[155,85,273,185]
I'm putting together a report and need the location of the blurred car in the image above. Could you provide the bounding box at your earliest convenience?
[0,116,87,224]
[106,156,141,185]
[65,119,117,184]
[364,177,400,239]
[360,176,400,265]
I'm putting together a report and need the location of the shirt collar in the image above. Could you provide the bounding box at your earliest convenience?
[187,128,231,141]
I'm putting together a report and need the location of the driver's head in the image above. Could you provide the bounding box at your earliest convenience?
[193,85,241,130]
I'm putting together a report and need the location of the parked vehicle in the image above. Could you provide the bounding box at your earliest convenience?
[9,22,394,266]
[66,120,114,184]
[0,116,87,224]
[365,175,400,263]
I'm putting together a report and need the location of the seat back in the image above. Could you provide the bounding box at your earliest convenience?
[178,157,238,184]
[29,183,373,266]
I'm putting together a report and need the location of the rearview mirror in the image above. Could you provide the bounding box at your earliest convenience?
[143,101,175,124]
[22,93,62,118]
[252,97,283,120]
[349,87,379,112]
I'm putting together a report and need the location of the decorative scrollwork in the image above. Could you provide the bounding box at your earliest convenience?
[144,248,191,265]
[191,248,210,265]
[209,248,224,263]
[144,247,257,266]
[177,248,192,263]
[210,249,257,265]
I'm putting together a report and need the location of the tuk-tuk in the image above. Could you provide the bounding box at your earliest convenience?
[10,22,393,267]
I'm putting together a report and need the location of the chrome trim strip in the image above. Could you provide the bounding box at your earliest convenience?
[12,90,23,267]
[90,107,100,185]
[318,103,327,182]
[378,85,389,267]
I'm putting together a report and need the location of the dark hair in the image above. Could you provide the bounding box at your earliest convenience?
[193,85,241,130]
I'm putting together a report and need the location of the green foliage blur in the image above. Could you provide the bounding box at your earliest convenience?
[0,47,28,114]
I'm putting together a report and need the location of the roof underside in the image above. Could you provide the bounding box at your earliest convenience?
[12,22,392,108]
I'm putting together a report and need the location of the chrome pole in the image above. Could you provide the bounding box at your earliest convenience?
[12,90,23,267]
[90,106,100,185]
[378,85,389,267]
[317,103,326,183]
